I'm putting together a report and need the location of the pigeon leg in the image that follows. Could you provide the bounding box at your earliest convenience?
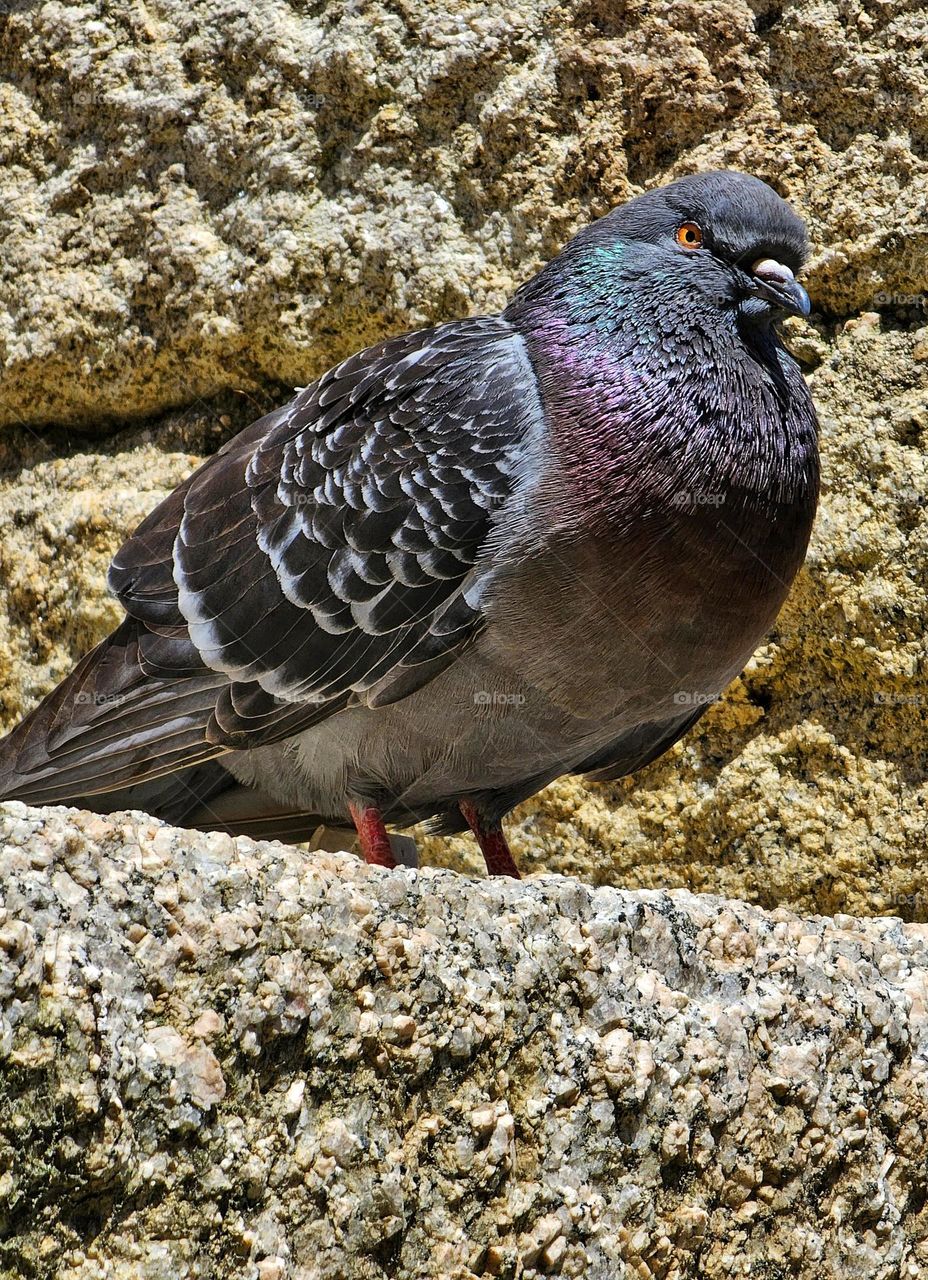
[348,802,397,869]
[459,799,521,879]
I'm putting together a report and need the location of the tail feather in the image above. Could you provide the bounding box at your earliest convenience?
[184,783,330,844]
[0,619,228,808]
[88,771,334,847]
[0,617,335,849]
[77,760,239,827]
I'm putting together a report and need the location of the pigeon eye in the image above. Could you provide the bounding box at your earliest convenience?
[676,222,703,250]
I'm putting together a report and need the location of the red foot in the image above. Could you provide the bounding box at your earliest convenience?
[348,802,397,869]
[459,799,521,878]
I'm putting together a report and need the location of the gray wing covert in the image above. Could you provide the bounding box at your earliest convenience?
[0,317,543,806]
[110,315,543,748]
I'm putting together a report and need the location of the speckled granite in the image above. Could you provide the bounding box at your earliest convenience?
[2,804,927,1279]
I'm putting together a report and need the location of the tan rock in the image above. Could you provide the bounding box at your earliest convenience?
[1,0,926,430]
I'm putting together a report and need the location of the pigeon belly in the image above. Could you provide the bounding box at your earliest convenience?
[221,486,812,828]
[219,630,611,827]
[224,317,819,829]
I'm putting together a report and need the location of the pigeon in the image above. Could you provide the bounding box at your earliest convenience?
[0,170,819,878]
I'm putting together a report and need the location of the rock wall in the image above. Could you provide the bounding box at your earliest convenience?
[2,0,924,432]
[3,805,928,1280]
[2,2,928,918]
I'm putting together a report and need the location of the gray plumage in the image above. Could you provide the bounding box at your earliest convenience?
[0,170,819,872]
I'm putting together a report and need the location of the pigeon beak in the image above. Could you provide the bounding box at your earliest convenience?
[748,258,811,318]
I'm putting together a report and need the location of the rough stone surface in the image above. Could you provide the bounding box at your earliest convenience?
[2,0,928,920]
[1,0,926,430]
[3,8,928,1270]
[3,804,928,1280]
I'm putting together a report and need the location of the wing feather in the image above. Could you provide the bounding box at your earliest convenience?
[110,315,543,735]
[0,316,543,808]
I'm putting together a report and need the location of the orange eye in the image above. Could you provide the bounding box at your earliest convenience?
[676,222,703,250]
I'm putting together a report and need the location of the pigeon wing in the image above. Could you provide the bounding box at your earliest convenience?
[111,315,542,746]
[0,315,543,807]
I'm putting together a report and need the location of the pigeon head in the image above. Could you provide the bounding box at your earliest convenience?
[511,170,812,337]
[607,170,810,321]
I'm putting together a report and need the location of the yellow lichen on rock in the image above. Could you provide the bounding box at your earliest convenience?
[1,0,928,925]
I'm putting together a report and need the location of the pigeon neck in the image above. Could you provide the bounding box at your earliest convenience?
[513,308,819,545]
